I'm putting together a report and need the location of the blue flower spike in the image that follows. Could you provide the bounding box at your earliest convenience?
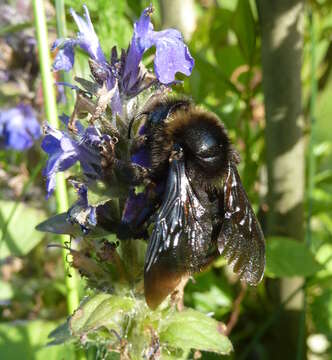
[44,4,195,198]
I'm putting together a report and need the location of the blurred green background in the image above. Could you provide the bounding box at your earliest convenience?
[0,0,331,359]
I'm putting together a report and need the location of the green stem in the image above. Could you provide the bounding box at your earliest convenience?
[297,9,317,360]
[306,7,317,249]
[33,0,80,314]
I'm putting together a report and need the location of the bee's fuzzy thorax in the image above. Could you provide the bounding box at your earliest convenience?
[143,96,192,179]
[165,105,223,135]
[139,94,192,124]
[142,97,235,189]
[165,105,233,186]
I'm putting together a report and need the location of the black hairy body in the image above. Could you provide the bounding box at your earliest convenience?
[125,95,265,309]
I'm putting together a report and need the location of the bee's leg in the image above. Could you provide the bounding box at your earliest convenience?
[99,136,150,186]
[170,276,189,312]
[113,159,150,186]
[68,90,95,133]
[68,101,80,134]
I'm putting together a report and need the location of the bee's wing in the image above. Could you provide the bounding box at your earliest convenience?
[144,158,214,309]
[218,163,265,285]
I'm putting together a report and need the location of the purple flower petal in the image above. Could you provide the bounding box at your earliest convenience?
[131,147,151,168]
[41,119,106,198]
[134,7,153,40]
[41,133,61,154]
[81,126,102,145]
[124,6,194,86]
[45,175,56,199]
[51,6,105,72]
[67,181,97,233]
[152,30,194,84]
[110,83,122,116]
[41,123,80,197]
[122,189,149,225]
[70,5,106,64]
[0,104,41,151]
[52,40,75,72]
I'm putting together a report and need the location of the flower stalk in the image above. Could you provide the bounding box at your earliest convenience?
[34,4,233,358]
[32,0,80,314]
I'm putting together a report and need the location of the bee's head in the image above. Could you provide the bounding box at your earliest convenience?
[166,106,232,179]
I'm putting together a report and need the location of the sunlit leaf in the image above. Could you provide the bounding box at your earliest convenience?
[311,188,332,215]
[310,288,332,334]
[217,0,238,11]
[0,201,46,259]
[0,280,13,302]
[266,237,322,278]
[314,169,332,185]
[69,293,135,336]
[160,309,233,355]
[0,320,75,360]
[233,0,256,63]
[184,271,233,317]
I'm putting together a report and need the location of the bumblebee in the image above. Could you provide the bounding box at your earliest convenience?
[125,96,265,309]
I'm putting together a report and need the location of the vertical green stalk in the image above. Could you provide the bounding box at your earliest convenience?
[306,10,317,248]
[297,9,317,360]
[33,0,80,314]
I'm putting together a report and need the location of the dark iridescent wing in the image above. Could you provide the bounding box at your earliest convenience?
[218,162,265,285]
[144,158,214,309]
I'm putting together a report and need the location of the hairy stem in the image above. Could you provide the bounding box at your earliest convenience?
[33,0,80,315]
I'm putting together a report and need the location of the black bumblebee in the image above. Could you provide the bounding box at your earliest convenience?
[125,95,265,309]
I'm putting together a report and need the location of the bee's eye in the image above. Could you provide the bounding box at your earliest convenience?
[180,121,228,170]
[193,132,222,159]
[196,144,221,158]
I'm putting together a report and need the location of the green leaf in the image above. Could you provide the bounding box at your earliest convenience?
[233,0,256,64]
[215,45,246,77]
[310,288,332,334]
[311,188,332,215]
[48,322,72,346]
[217,0,238,11]
[185,271,232,317]
[210,8,234,49]
[0,280,13,301]
[36,212,110,239]
[69,293,135,336]
[314,169,332,185]
[0,201,46,259]
[265,237,322,278]
[160,309,233,355]
[0,320,75,360]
